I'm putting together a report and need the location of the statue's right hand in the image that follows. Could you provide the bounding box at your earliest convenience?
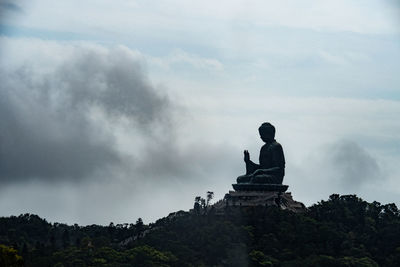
[244,150,250,163]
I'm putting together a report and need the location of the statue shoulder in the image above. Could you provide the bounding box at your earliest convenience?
[273,140,282,146]
[271,141,284,151]
[261,140,282,151]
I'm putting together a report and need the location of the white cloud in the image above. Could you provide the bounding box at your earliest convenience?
[8,0,400,38]
[167,50,223,71]
[0,37,173,183]
[144,49,223,72]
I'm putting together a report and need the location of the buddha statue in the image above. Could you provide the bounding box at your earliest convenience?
[237,122,285,185]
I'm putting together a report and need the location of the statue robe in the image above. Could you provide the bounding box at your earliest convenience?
[242,140,285,184]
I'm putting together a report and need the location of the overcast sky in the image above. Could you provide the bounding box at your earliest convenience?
[1,0,399,225]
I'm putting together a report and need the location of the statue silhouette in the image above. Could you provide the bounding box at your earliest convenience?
[237,122,285,184]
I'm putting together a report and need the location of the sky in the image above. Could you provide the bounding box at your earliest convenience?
[0,0,399,225]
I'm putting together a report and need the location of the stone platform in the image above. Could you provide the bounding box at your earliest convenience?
[211,189,306,213]
[232,183,288,192]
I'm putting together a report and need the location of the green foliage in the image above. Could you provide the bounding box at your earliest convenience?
[0,244,23,267]
[48,245,178,267]
[249,250,278,266]
[1,194,400,266]
[338,256,379,267]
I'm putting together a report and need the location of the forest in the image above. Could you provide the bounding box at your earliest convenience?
[1,194,400,266]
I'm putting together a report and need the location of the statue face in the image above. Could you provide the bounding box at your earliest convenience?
[260,133,273,142]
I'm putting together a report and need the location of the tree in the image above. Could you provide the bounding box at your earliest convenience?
[0,244,24,267]
[62,229,70,249]
[200,198,206,209]
[136,218,144,236]
[194,196,202,214]
[136,218,144,228]
[206,191,214,207]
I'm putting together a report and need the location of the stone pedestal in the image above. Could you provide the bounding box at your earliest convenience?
[223,190,305,212]
[210,182,306,213]
[207,182,306,215]
[232,183,288,192]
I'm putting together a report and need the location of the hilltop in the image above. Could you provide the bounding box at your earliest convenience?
[1,194,400,266]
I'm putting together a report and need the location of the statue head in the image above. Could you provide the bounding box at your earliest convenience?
[258,122,275,142]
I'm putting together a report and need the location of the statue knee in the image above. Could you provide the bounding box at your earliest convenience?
[237,175,251,183]
[251,174,274,184]
[275,176,283,184]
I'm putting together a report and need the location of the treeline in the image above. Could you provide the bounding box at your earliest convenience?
[1,194,400,266]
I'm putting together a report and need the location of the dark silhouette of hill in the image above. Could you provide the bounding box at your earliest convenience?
[1,194,400,266]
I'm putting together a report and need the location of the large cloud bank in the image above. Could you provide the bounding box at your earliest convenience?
[0,38,236,188]
[0,40,173,184]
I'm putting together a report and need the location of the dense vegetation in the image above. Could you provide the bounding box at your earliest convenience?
[1,194,400,266]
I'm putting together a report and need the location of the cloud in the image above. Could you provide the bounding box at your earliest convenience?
[0,0,23,29]
[143,49,224,75]
[323,140,383,188]
[166,50,223,71]
[0,38,240,224]
[0,38,238,189]
[0,41,171,184]
[0,0,22,13]
[287,138,390,207]
[7,0,399,42]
